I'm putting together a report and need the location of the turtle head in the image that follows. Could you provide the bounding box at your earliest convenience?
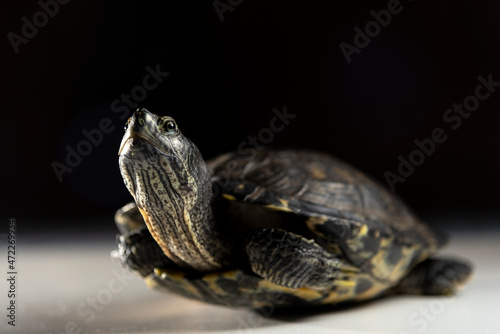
[118,107,206,194]
[119,108,230,272]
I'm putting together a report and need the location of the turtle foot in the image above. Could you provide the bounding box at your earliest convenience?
[114,226,175,277]
[394,257,473,296]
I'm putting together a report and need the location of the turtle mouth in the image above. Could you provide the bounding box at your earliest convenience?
[118,132,175,157]
[119,133,149,155]
[119,131,172,157]
[119,133,150,155]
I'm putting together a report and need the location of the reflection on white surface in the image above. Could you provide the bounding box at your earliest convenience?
[1,230,498,334]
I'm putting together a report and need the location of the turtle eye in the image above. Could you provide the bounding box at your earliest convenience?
[124,117,131,131]
[159,118,178,134]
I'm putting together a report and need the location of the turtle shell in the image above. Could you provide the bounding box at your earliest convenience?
[133,149,447,307]
[208,150,445,253]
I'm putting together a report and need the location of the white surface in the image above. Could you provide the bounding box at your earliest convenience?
[1,230,499,334]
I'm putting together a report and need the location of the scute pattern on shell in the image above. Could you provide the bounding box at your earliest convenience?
[208,149,445,251]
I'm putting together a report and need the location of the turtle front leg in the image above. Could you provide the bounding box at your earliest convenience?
[115,202,146,235]
[393,257,473,295]
[246,228,342,290]
[115,226,176,278]
[114,202,177,277]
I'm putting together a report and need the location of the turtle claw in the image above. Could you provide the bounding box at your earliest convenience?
[115,227,174,277]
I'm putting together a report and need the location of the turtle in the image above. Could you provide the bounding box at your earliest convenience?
[114,107,472,308]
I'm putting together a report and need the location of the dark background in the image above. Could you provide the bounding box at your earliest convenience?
[3,0,499,233]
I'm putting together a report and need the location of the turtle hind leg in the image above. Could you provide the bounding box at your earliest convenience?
[393,257,473,296]
[246,228,342,290]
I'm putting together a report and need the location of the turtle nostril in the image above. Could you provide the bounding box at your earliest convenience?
[134,107,147,118]
[132,108,147,128]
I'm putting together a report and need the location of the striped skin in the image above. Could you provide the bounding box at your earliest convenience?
[119,109,232,272]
